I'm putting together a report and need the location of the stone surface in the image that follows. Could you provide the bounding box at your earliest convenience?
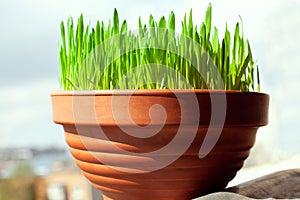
[195,169,300,199]
[226,168,300,199]
[195,192,275,200]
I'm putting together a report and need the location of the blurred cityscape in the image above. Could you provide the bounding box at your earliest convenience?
[0,147,103,200]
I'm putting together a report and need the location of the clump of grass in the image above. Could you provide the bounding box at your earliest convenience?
[59,4,260,91]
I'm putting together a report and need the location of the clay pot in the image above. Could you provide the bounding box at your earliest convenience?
[51,90,269,200]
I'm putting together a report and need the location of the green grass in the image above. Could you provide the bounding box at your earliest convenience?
[59,4,260,91]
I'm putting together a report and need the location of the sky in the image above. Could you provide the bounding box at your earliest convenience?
[0,0,299,159]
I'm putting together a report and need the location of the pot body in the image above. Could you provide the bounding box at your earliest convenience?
[51,90,269,200]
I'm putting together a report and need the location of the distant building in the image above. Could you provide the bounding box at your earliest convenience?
[35,169,92,200]
[0,147,104,199]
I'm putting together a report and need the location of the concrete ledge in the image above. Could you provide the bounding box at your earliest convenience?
[194,169,300,199]
[225,168,300,199]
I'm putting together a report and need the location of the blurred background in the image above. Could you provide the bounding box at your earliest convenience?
[0,0,299,199]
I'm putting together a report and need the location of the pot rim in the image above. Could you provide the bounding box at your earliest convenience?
[51,89,269,97]
[51,89,270,127]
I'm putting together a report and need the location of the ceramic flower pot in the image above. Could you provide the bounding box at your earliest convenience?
[51,90,269,200]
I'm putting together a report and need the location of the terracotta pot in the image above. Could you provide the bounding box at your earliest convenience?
[51,90,269,200]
